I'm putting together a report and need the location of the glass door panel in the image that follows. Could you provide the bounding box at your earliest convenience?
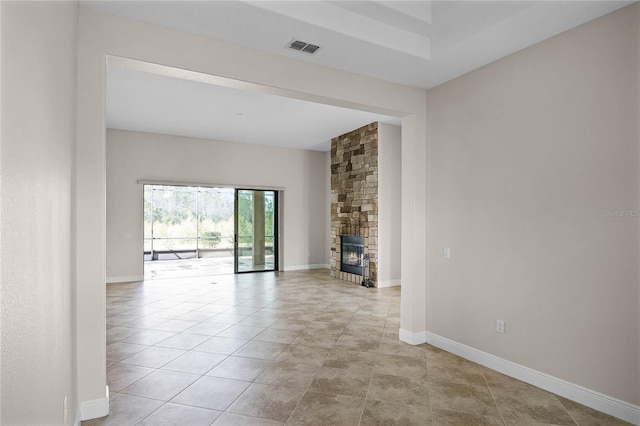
[235,189,277,273]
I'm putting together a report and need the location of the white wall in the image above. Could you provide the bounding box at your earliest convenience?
[426,4,639,408]
[77,7,427,413]
[378,123,402,287]
[106,129,327,280]
[0,1,78,424]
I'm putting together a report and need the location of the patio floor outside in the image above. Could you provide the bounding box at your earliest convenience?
[144,251,275,280]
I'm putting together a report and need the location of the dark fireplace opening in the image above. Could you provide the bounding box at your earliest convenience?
[341,235,364,275]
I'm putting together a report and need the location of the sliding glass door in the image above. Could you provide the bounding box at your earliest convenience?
[235,189,278,273]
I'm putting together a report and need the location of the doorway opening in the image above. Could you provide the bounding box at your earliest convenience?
[143,184,278,279]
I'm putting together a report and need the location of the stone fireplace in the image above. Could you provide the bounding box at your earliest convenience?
[330,122,378,285]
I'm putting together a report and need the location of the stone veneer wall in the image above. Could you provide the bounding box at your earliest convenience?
[330,122,378,286]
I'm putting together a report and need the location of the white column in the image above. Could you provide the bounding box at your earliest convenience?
[399,102,429,344]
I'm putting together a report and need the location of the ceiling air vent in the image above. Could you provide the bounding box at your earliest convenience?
[287,38,320,55]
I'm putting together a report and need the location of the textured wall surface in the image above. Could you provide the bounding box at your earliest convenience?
[426,4,639,405]
[1,1,78,423]
[330,122,378,285]
[377,123,402,286]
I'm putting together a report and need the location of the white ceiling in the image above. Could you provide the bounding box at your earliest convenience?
[86,0,633,151]
[107,65,401,151]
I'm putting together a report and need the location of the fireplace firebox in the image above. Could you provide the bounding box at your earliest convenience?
[340,235,364,275]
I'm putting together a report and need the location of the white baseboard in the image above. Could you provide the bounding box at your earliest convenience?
[377,279,401,288]
[73,403,81,426]
[106,275,144,284]
[80,386,109,421]
[283,264,329,271]
[402,331,640,425]
[399,328,428,345]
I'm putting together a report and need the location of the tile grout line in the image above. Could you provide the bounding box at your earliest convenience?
[479,369,507,426]
[425,348,435,425]
[357,339,382,425]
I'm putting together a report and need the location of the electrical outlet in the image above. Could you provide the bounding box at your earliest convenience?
[443,247,451,259]
[63,396,68,423]
[496,320,505,334]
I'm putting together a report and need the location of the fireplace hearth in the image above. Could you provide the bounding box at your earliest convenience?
[341,235,364,275]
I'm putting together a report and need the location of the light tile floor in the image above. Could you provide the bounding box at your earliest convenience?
[85,270,631,426]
